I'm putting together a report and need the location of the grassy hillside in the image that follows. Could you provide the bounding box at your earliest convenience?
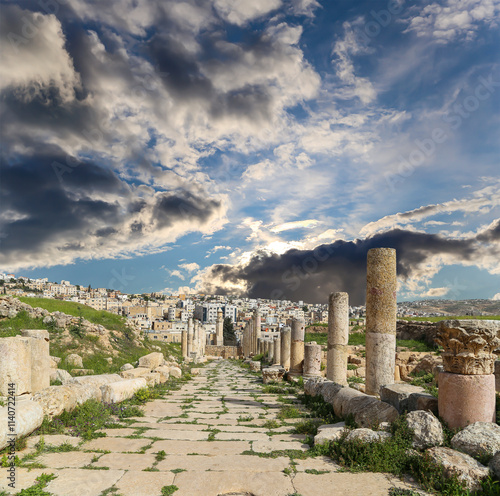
[402,315,500,322]
[0,297,181,376]
[17,297,127,331]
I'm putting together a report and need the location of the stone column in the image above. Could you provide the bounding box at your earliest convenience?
[280,326,291,370]
[187,318,194,356]
[327,292,349,385]
[274,335,281,365]
[268,339,274,363]
[254,309,261,354]
[216,309,224,346]
[20,330,50,393]
[192,320,199,356]
[288,318,305,378]
[365,248,397,396]
[436,320,498,429]
[181,330,188,359]
[303,342,322,379]
[257,338,264,355]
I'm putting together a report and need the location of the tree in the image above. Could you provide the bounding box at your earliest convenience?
[302,305,309,313]
[223,317,237,346]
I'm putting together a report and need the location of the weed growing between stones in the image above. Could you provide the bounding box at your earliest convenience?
[161,485,179,495]
[409,371,438,397]
[277,405,302,420]
[170,468,186,474]
[13,472,57,496]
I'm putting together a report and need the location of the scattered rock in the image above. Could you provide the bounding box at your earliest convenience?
[425,446,489,492]
[168,366,182,379]
[50,369,73,383]
[138,352,164,370]
[451,422,500,458]
[71,369,94,376]
[406,410,444,449]
[407,393,438,415]
[345,428,392,444]
[66,354,83,368]
[120,363,134,371]
[249,361,260,372]
[314,422,346,446]
[489,452,500,479]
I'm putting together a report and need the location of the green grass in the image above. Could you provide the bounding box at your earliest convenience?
[0,310,48,337]
[348,332,366,346]
[305,332,327,346]
[161,485,179,495]
[396,339,436,352]
[401,315,500,322]
[17,297,127,331]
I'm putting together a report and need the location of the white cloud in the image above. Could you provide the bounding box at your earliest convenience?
[179,262,200,272]
[0,7,81,102]
[405,0,500,42]
[213,0,282,26]
[492,293,500,300]
[170,270,185,280]
[271,219,320,232]
[420,287,450,297]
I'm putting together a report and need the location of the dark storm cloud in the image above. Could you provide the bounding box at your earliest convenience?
[201,228,492,305]
[0,151,123,256]
[153,192,222,228]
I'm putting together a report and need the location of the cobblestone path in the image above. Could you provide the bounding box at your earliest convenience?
[4,361,422,496]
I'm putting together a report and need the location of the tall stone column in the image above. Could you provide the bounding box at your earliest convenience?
[187,318,194,356]
[273,335,281,365]
[193,319,199,356]
[181,330,188,359]
[288,318,305,378]
[257,338,264,355]
[327,292,349,385]
[21,330,50,393]
[216,309,224,346]
[254,309,261,354]
[250,318,256,354]
[365,247,397,396]
[303,342,322,379]
[280,326,291,370]
[268,339,274,363]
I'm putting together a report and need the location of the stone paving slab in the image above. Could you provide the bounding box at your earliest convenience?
[156,454,290,472]
[172,469,295,496]
[98,428,138,437]
[93,453,157,470]
[252,440,309,452]
[0,468,48,495]
[113,470,175,496]
[26,434,81,449]
[215,432,270,441]
[146,439,251,455]
[292,472,423,496]
[294,455,341,473]
[45,468,125,496]
[37,451,97,468]
[141,429,209,440]
[82,437,150,452]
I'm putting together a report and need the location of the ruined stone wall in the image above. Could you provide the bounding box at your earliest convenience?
[205,345,241,358]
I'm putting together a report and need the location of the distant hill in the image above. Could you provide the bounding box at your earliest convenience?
[400,299,500,317]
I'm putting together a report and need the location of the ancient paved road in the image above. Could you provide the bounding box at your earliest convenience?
[7,361,422,496]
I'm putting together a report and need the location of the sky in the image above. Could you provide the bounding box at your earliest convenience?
[0,0,499,306]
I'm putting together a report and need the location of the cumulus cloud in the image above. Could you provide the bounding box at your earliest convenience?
[178,262,200,272]
[0,6,81,102]
[420,287,450,297]
[405,0,500,42]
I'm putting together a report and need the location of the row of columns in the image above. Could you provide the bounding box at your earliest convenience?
[240,247,397,395]
[181,317,208,360]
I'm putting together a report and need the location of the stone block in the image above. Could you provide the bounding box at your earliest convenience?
[347,395,399,428]
[0,399,44,451]
[143,372,161,387]
[153,366,170,382]
[407,392,438,415]
[0,337,32,396]
[249,361,260,372]
[21,330,50,393]
[262,366,285,384]
[67,374,123,388]
[100,378,147,403]
[304,377,327,396]
[32,385,79,418]
[168,366,182,378]
[138,352,164,370]
[425,447,489,492]
[332,387,365,418]
[319,382,344,405]
[380,383,425,413]
[120,363,134,371]
[451,422,500,458]
[120,367,150,379]
[495,360,500,392]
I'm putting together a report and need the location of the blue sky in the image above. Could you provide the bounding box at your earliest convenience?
[0,0,499,305]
